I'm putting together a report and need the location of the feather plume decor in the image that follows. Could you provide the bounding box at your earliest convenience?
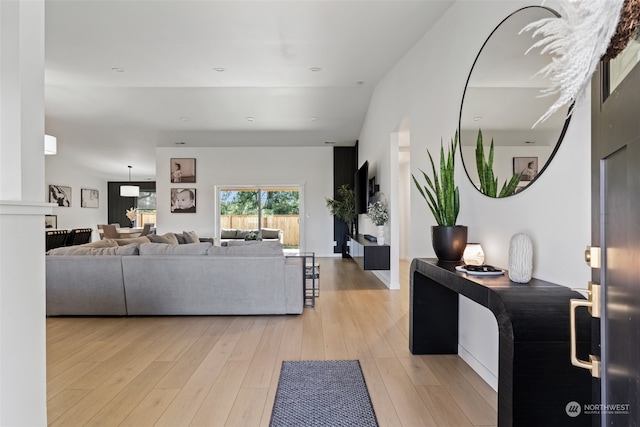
[521,0,625,127]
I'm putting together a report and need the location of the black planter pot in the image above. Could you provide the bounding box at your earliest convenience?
[431,225,468,262]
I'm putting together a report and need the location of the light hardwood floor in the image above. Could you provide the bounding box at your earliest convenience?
[46,257,497,426]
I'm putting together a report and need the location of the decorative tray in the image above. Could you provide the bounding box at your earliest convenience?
[455,265,504,276]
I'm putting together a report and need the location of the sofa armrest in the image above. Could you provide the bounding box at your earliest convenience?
[284,257,304,314]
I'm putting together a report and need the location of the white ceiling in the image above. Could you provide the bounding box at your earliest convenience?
[44,0,455,180]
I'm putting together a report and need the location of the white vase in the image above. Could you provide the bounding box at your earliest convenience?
[508,233,533,283]
[376,225,385,245]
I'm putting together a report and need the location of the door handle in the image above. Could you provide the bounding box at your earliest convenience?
[570,282,601,378]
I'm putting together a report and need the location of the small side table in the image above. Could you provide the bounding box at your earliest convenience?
[287,252,318,308]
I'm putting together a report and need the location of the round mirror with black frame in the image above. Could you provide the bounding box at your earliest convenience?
[459,6,572,197]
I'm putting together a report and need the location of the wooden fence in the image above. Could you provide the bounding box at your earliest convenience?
[220,214,299,247]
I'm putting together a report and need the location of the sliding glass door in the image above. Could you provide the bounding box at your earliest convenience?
[218,186,300,250]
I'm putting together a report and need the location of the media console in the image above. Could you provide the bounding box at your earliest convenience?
[410,258,592,426]
[349,235,389,270]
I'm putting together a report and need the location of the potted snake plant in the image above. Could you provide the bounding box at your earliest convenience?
[412,131,467,261]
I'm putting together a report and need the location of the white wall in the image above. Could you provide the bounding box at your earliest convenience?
[156,146,335,256]
[0,1,49,424]
[357,0,591,389]
[45,154,108,241]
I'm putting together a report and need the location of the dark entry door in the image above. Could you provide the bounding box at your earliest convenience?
[591,57,640,425]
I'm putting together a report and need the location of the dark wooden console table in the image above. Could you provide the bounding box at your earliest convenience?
[410,258,592,426]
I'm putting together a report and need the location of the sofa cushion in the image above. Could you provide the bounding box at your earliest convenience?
[208,241,283,256]
[261,228,280,239]
[83,239,118,248]
[47,243,139,256]
[149,232,180,245]
[235,229,251,239]
[220,228,237,239]
[139,242,212,256]
[112,236,151,247]
[183,230,199,244]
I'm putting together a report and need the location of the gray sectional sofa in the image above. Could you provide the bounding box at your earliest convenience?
[45,238,303,316]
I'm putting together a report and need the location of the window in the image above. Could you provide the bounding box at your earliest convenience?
[218,186,300,250]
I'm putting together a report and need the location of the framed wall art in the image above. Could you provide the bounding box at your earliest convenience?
[45,215,57,229]
[81,188,99,208]
[170,158,196,183]
[513,157,538,181]
[171,188,196,213]
[49,185,71,207]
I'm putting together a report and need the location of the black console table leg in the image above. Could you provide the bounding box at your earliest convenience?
[410,271,459,354]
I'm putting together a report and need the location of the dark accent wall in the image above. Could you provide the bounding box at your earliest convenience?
[333,145,357,254]
[107,181,156,226]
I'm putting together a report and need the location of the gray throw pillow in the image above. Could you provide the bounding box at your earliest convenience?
[148,232,180,245]
[183,230,199,243]
[235,229,251,239]
[220,228,237,239]
[139,242,212,256]
[261,228,280,239]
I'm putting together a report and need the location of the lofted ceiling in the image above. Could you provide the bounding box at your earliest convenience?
[44,0,455,180]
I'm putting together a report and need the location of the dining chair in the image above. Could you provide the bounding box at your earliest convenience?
[140,223,152,236]
[102,224,121,239]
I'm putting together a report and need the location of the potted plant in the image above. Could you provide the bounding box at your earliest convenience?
[475,129,521,198]
[367,199,388,245]
[412,131,467,261]
[326,183,356,237]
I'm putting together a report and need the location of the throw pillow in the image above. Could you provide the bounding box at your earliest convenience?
[261,228,280,240]
[220,228,237,239]
[235,229,251,239]
[174,233,187,244]
[183,230,199,243]
[112,236,151,247]
[148,232,180,245]
[139,242,212,256]
[82,239,118,248]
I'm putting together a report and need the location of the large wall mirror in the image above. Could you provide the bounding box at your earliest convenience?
[459,6,572,197]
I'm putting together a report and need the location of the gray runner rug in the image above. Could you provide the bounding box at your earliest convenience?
[270,360,379,427]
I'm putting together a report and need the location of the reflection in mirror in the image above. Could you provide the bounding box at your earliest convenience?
[459,6,572,197]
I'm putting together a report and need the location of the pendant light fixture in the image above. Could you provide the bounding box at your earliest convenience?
[120,165,140,197]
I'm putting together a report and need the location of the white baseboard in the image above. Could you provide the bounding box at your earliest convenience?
[458,344,498,391]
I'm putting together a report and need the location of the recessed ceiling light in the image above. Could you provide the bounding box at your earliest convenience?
[246,117,255,122]
[179,116,190,122]
[213,67,225,72]
[309,67,322,72]
[175,141,186,145]
[311,117,319,122]
[473,116,482,121]
[112,67,124,73]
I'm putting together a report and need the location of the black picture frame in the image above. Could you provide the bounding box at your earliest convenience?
[170,158,196,183]
[81,188,99,208]
[170,188,196,213]
[49,185,72,207]
[45,215,57,229]
[513,157,538,181]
